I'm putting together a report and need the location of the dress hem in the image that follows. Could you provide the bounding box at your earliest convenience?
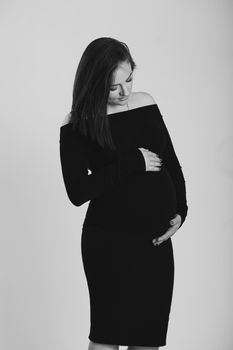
[88,335,167,347]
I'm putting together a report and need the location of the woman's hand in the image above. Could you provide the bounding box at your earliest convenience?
[152,214,182,246]
[138,147,162,172]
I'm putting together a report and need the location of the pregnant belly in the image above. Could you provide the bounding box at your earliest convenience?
[85,167,177,238]
[122,168,177,234]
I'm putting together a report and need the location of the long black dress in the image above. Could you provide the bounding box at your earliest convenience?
[59,103,188,347]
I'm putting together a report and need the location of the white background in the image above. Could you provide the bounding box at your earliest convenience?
[1,1,233,349]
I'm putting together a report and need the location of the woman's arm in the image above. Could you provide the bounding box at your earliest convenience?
[158,107,188,228]
[59,126,145,206]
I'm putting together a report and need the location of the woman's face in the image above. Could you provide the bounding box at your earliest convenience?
[108,61,133,107]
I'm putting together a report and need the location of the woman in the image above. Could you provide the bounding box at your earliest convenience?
[59,37,188,350]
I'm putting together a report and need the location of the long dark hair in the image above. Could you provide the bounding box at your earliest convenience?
[69,37,136,150]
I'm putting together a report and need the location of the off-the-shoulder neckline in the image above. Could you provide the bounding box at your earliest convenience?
[106,103,157,116]
[60,103,157,129]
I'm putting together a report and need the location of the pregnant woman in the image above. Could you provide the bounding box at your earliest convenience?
[59,37,188,350]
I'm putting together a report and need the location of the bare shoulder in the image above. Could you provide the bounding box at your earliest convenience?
[131,91,156,108]
[61,112,71,126]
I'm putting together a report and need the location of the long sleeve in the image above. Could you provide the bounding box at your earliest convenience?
[159,112,188,228]
[59,125,146,207]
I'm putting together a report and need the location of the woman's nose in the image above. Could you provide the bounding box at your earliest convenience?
[120,84,129,97]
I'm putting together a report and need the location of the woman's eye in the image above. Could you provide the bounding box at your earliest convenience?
[110,78,133,92]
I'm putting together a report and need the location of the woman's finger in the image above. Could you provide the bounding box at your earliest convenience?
[150,160,162,166]
[154,224,179,245]
[158,227,176,241]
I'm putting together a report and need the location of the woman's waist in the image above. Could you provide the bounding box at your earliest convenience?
[90,169,177,207]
